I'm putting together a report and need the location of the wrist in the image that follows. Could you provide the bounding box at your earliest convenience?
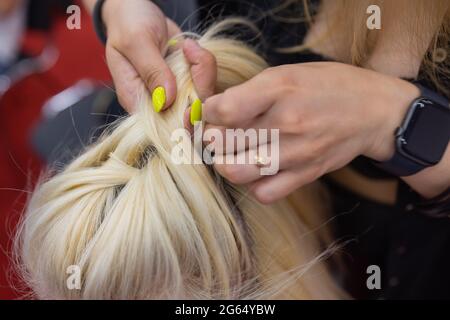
[364,79,420,161]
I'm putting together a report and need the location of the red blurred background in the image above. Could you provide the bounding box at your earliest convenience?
[0,0,111,299]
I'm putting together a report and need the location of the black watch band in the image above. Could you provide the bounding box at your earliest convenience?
[375,147,424,177]
[376,83,450,177]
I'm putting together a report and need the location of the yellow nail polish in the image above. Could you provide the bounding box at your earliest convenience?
[152,86,166,113]
[190,98,202,125]
[168,38,178,47]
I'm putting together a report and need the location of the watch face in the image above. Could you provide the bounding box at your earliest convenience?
[401,98,450,165]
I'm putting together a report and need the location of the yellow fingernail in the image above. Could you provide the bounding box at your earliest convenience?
[152,86,166,113]
[190,98,202,125]
[168,38,178,47]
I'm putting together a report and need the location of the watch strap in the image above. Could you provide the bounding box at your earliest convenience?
[376,83,449,177]
[375,148,425,176]
[414,82,450,107]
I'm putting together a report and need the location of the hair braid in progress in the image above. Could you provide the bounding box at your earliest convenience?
[15,20,346,299]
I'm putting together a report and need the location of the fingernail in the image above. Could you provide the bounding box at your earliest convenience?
[190,98,202,125]
[168,38,178,47]
[152,86,166,113]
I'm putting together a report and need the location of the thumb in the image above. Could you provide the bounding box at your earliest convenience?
[183,39,217,100]
[183,39,217,130]
[116,32,177,112]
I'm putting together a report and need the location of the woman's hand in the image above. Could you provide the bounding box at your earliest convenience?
[101,0,181,112]
[183,39,217,130]
[203,62,420,203]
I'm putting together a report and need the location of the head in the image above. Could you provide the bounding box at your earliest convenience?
[15,20,344,299]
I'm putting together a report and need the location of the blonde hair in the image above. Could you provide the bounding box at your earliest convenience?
[14,20,345,300]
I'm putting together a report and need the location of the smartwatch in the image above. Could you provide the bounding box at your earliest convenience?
[376,84,450,177]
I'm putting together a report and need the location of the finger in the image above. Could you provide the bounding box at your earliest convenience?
[249,167,320,204]
[183,38,217,100]
[165,18,183,52]
[208,125,272,155]
[201,123,226,152]
[213,137,308,185]
[112,30,177,112]
[183,107,194,134]
[202,70,280,126]
[166,18,182,39]
[205,123,317,168]
[202,120,281,156]
[213,147,265,185]
[106,45,143,112]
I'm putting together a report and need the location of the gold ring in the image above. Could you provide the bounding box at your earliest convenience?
[254,155,270,167]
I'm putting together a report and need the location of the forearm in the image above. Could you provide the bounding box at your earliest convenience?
[402,143,450,198]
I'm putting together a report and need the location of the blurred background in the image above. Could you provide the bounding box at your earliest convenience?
[0,0,112,299]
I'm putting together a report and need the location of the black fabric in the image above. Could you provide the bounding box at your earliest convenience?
[27,0,73,30]
[326,178,450,299]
